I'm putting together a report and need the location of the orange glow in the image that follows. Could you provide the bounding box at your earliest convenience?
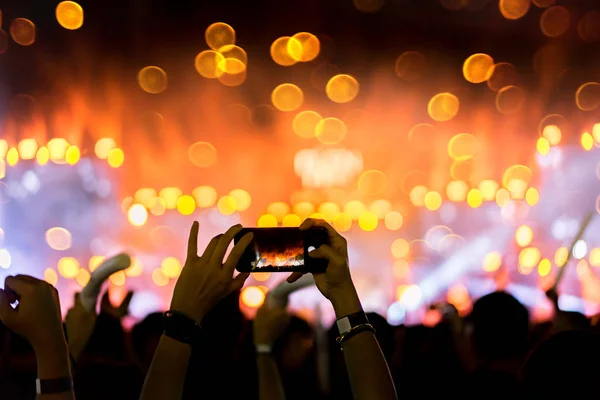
[483,252,502,272]
[496,85,526,114]
[241,286,265,308]
[391,238,410,258]
[358,170,388,197]
[424,191,442,211]
[487,62,518,92]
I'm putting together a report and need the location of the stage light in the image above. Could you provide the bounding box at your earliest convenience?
[483,251,502,272]
[538,258,551,276]
[573,240,587,260]
[333,212,352,232]
[326,74,359,104]
[152,268,169,287]
[266,202,290,222]
[56,1,84,30]
[384,212,403,230]
[282,214,302,227]
[176,195,196,216]
[137,66,168,94]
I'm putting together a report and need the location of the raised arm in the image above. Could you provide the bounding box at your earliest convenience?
[0,275,75,400]
[140,222,252,400]
[254,301,290,400]
[287,219,397,400]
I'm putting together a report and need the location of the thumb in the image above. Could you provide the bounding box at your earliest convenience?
[229,272,250,293]
[0,289,16,328]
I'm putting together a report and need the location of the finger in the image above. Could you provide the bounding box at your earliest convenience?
[286,272,304,283]
[223,233,253,276]
[4,275,31,296]
[14,274,39,283]
[187,221,200,260]
[200,234,222,261]
[229,272,250,293]
[308,245,344,262]
[210,224,243,265]
[303,219,344,243]
[299,218,316,231]
[0,289,16,327]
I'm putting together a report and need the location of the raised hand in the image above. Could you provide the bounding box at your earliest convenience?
[65,292,97,362]
[170,222,253,323]
[286,219,360,316]
[101,290,134,319]
[253,300,290,346]
[0,275,65,353]
[80,253,131,312]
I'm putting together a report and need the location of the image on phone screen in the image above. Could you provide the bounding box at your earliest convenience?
[234,227,328,273]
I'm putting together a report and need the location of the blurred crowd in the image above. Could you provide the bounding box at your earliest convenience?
[1,219,600,400]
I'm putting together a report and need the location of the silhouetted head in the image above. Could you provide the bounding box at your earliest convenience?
[520,330,600,396]
[275,315,314,371]
[469,291,529,362]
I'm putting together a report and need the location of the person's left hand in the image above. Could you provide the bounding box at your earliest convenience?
[170,222,253,323]
[101,290,134,319]
[0,275,66,353]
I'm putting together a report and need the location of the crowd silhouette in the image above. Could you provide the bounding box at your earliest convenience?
[1,218,599,399]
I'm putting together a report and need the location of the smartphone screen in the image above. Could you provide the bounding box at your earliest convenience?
[234,227,328,273]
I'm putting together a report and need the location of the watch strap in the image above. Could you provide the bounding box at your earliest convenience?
[36,377,73,395]
[163,310,201,345]
[336,311,369,335]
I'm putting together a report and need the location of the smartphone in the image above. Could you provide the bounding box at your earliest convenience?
[234,227,328,273]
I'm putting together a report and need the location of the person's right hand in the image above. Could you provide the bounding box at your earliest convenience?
[0,275,66,353]
[170,222,253,323]
[253,300,290,345]
[287,219,362,317]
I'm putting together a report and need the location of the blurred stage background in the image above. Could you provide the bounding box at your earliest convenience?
[1,0,600,326]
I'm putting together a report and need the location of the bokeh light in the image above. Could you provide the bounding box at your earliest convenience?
[391,238,410,258]
[358,170,388,197]
[333,212,352,232]
[271,84,304,112]
[46,227,72,251]
[315,117,347,145]
[241,286,265,308]
[44,268,58,286]
[540,6,570,37]
[176,195,196,216]
[462,53,495,84]
[229,189,251,211]
[258,214,278,227]
[128,204,148,227]
[499,0,531,20]
[496,85,526,114]
[217,195,237,215]
[107,148,124,168]
[188,142,217,168]
[138,66,168,94]
[487,62,518,92]
[161,257,182,278]
[326,74,359,104]
[56,1,84,30]
[205,22,235,51]
[58,257,80,279]
[394,51,427,81]
[515,225,533,247]
[195,50,225,79]
[95,138,116,159]
[358,211,378,231]
[152,268,169,287]
[292,110,322,138]
[466,188,483,208]
[575,82,600,111]
[193,186,218,208]
[287,32,320,62]
[282,214,302,227]
[271,36,301,66]
[384,211,403,230]
[424,191,442,211]
[9,18,36,46]
[483,251,502,272]
[428,92,459,122]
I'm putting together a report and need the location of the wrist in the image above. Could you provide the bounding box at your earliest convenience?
[35,339,71,380]
[329,286,363,318]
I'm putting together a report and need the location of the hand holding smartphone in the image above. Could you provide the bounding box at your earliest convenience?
[234,227,328,273]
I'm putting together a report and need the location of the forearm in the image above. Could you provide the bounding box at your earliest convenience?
[331,288,397,400]
[257,354,286,400]
[140,335,192,400]
[35,339,75,400]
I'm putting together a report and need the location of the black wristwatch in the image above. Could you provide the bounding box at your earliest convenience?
[163,310,202,345]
